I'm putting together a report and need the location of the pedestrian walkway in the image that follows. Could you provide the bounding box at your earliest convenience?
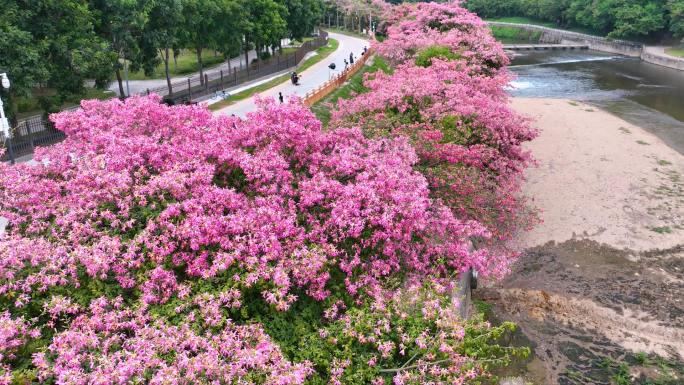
[107,38,299,96]
[213,31,370,117]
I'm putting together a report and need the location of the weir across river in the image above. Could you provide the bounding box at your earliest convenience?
[503,44,589,51]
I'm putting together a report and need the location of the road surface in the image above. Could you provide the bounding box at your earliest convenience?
[214,31,370,117]
[108,38,300,96]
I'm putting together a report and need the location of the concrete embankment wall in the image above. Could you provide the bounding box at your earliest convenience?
[487,22,644,57]
[640,51,684,71]
[488,22,684,71]
[543,35,643,57]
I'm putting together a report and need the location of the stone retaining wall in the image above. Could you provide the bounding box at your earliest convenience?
[488,22,644,57]
[641,51,684,70]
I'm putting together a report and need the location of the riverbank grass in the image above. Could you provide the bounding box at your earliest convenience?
[664,47,684,58]
[484,17,605,36]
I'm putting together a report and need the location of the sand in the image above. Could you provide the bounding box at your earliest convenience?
[512,97,684,252]
[479,98,684,383]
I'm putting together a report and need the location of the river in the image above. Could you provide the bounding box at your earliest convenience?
[504,42,684,153]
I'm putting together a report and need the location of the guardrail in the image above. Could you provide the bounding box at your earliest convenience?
[486,21,644,47]
[301,46,373,107]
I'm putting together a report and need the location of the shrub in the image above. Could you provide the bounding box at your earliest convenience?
[15,100,34,114]
[0,94,514,383]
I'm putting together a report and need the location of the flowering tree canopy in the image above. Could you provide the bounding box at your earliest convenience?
[330,2,540,245]
[0,2,537,383]
[0,92,527,383]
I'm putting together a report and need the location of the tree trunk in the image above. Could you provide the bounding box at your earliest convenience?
[244,38,249,68]
[163,48,173,95]
[227,51,232,74]
[8,93,18,127]
[214,50,218,58]
[174,52,178,71]
[196,46,204,84]
[116,68,125,97]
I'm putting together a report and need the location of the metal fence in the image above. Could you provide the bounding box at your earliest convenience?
[2,31,329,163]
[141,30,329,104]
[1,116,67,162]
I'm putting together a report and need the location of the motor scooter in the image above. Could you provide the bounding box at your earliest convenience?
[290,73,300,85]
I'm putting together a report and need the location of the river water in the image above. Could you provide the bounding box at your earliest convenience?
[504,44,684,153]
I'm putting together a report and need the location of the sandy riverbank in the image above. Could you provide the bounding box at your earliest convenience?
[514,97,684,252]
[481,98,684,384]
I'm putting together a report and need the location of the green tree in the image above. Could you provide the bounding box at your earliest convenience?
[667,0,684,38]
[0,0,114,116]
[0,17,47,122]
[90,0,156,97]
[610,2,666,38]
[179,0,236,84]
[280,0,323,42]
[140,0,183,95]
[214,0,250,75]
[244,0,287,65]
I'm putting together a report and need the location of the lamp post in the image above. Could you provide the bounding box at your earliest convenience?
[0,73,15,165]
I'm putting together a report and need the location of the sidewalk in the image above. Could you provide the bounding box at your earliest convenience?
[214,31,370,117]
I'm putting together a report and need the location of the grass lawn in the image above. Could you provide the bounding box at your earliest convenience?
[292,37,315,44]
[665,48,684,58]
[209,39,340,111]
[12,87,115,120]
[484,16,663,44]
[484,17,606,37]
[485,17,557,28]
[124,39,318,81]
[122,50,227,81]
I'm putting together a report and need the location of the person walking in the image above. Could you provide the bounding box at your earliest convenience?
[349,52,354,64]
[344,59,348,70]
[279,92,284,103]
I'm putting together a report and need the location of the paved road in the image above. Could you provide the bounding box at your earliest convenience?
[108,38,301,96]
[644,45,683,59]
[214,31,370,117]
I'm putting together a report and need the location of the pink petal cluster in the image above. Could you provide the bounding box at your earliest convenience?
[0,3,536,382]
[0,92,501,382]
[331,1,540,244]
[309,282,509,384]
[32,296,313,384]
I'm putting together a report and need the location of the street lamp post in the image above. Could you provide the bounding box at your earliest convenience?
[0,73,15,165]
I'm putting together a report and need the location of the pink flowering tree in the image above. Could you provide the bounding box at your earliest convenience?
[330,2,540,247]
[0,95,525,383]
